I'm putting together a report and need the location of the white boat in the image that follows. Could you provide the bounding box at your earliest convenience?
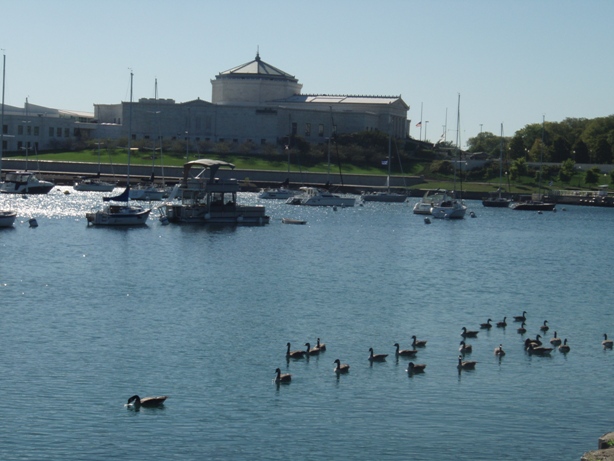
[258,187,296,200]
[86,72,150,227]
[431,94,466,220]
[431,193,467,219]
[286,187,355,207]
[73,176,116,192]
[160,159,270,225]
[0,170,55,194]
[0,209,16,227]
[413,189,447,215]
[129,183,165,201]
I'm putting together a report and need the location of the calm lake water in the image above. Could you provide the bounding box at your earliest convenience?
[1,187,613,460]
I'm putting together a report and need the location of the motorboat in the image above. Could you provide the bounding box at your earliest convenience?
[160,159,270,225]
[129,183,165,201]
[73,177,116,192]
[286,187,355,207]
[412,189,447,215]
[482,195,512,207]
[510,197,555,211]
[0,171,54,194]
[258,187,296,200]
[86,186,151,226]
[0,209,16,227]
[431,196,467,219]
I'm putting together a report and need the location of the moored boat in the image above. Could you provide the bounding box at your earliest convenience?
[0,209,16,227]
[160,159,270,225]
[0,171,54,194]
[286,187,355,207]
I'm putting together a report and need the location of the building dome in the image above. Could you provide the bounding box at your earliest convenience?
[211,52,303,104]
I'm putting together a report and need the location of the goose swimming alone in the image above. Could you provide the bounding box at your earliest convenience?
[496,317,507,328]
[549,332,562,346]
[459,340,472,354]
[461,327,479,338]
[333,359,350,373]
[539,320,549,332]
[411,335,427,348]
[603,334,613,349]
[126,395,167,408]
[517,322,527,334]
[559,338,570,353]
[480,319,493,329]
[275,368,292,383]
[494,344,506,356]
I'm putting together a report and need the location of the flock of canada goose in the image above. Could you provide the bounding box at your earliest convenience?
[276,312,614,384]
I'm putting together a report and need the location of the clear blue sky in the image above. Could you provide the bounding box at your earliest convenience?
[1,0,612,147]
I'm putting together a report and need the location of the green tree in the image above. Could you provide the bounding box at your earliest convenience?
[573,139,590,163]
[585,166,601,184]
[594,137,612,164]
[509,157,527,181]
[551,136,571,162]
[508,134,526,160]
[466,131,501,155]
[558,158,576,182]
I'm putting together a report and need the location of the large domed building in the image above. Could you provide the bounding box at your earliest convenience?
[94,53,410,151]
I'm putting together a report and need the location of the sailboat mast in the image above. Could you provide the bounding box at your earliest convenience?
[454,93,460,193]
[538,115,545,198]
[387,117,392,192]
[0,52,5,176]
[499,123,503,197]
[127,71,133,183]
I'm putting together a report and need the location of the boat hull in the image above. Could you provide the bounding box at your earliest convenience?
[0,210,17,227]
[73,181,115,192]
[362,193,407,203]
[130,187,165,201]
[431,204,467,219]
[482,198,511,207]
[510,201,555,211]
[258,188,296,200]
[162,204,269,225]
[86,206,151,226]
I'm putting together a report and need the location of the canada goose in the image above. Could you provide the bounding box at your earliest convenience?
[368,347,388,362]
[603,334,613,349]
[524,335,543,349]
[517,322,527,334]
[406,362,426,373]
[457,355,477,370]
[304,342,320,355]
[127,395,167,407]
[559,338,570,353]
[480,319,493,329]
[286,342,306,359]
[333,359,350,373]
[275,368,292,383]
[496,317,507,328]
[411,335,427,348]
[494,344,506,356]
[513,311,527,322]
[459,340,472,354]
[549,332,562,346]
[394,343,418,357]
[526,343,552,355]
[461,327,479,338]
[539,320,549,332]
[316,338,327,351]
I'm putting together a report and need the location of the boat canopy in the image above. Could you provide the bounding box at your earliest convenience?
[183,159,236,183]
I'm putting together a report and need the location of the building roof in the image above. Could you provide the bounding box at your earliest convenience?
[281,94,409,109]
[217,52,298,82]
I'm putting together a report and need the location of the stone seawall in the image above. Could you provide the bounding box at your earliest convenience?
[581,432,614,460]
[1,159,424,193]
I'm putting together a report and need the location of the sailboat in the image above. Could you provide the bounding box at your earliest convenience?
[431,94,467,219]
[0,52,16,227]
[482,123,511,207]
[73,141,116,192]
[362,122,407,203]
[86,72,151,226]
[510,116,555,211]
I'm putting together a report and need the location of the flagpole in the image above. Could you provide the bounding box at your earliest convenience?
[419,102,423,140]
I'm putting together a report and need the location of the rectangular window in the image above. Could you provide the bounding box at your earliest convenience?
[33,126,39,136]
[2,124,7,134]
[305,123,311,137]
[27,125,32,136]
[18,125,23,135]
[318,124,324,137]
